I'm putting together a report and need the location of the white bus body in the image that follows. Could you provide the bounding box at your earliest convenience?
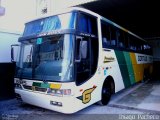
[14,7,153,114]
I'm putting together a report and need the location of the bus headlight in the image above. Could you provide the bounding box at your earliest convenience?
[47,88,71,96]
[15,83,22,89]
[14,79,22,89]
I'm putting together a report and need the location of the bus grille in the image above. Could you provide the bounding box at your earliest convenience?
[23,85,47,92]
[35,87,47,92]
[23,85,32,90]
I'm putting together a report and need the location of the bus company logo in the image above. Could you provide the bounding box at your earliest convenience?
[103,56,115,63]
[138,55,147,62]
[77,86,97,104]
[136,54,153,63]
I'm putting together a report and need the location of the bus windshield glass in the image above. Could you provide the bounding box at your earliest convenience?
[23,12,77,37]
[15,34,74,82]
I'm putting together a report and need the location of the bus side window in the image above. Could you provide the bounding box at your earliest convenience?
[124,33,130,49]
[78,14,88,33]
[110,26,117,46]
[102,37,108,47]
[117,30,127,48]
[129,35,137,51]
[111,39,116,46]
[78,13,98,36]
[101,21,111,48]
[143,42,152,55]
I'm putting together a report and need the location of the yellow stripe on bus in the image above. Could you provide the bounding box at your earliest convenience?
[130,53,143,82]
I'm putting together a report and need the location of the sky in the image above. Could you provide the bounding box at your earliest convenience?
[0,0,36,33]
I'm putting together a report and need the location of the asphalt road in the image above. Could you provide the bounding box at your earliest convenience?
[0,98,146,120]
[0,81,160,120]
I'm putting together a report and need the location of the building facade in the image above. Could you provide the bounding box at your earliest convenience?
[0,29,21,63]
[0,0,5,16]
[36,0,96,16]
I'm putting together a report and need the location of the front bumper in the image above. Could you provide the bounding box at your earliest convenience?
[15,89,80,114]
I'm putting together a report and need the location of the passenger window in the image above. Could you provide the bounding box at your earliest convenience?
[129,35,137,51]
[124,33,130,49]
[117,30,126,48]
[110,26,117,46]
[101,21,111,48]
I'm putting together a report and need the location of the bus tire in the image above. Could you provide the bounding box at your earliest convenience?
[99,79,114,105]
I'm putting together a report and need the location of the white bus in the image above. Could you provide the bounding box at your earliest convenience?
[14,7,153,113]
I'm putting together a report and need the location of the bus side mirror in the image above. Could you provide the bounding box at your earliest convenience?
[75,38,81,63]
[75,37,88,63]
[80,41,88,59]
[11,44,20,62]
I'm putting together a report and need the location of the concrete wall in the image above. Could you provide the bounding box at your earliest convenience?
[0,29,21,63]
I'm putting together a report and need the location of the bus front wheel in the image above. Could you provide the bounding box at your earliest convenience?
[99,80,113,105]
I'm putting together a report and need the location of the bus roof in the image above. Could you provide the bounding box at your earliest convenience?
[26,7,145,41]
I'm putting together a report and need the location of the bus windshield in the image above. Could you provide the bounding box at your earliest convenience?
[23,12,77,37]
[15,34,74,82]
